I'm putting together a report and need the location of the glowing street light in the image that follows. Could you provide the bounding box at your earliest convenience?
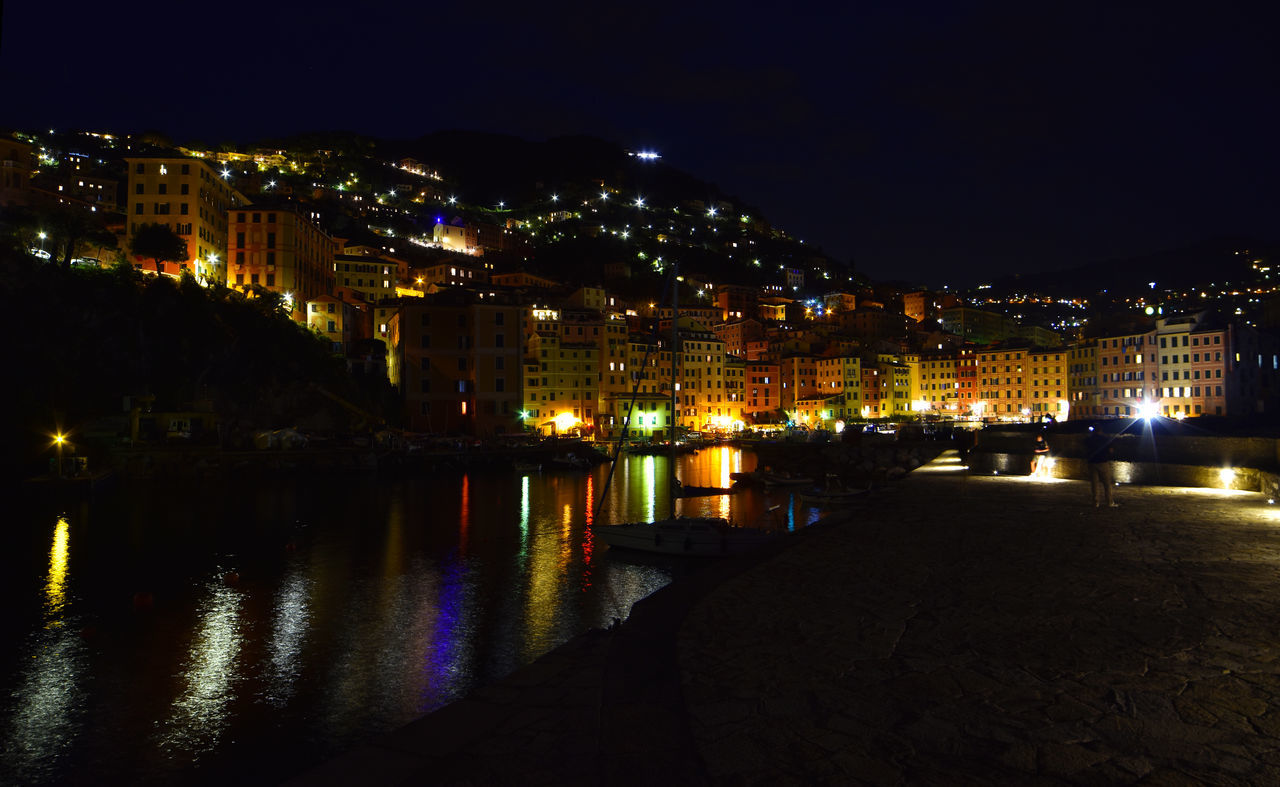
[52,432,66,478]
[550,194,558,202]
[38,231,47,251]
[634,196,645,208]
[448,196,457,205]
[221,168,231,179]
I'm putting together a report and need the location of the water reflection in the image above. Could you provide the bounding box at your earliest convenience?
[44,515,69,626]
[5,515,85,782]
[263,564,311,707]
[160,575,244,757]
[4,447,796,783]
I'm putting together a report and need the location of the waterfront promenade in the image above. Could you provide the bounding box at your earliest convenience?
[293,450,1280,784]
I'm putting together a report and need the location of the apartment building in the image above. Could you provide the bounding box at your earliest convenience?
[1028,349,1068,420]
[977,347,1030,420]
[227,203,335,320]
[399,291,524,435]
[1095,331,1159,418]
[125,156,246,281]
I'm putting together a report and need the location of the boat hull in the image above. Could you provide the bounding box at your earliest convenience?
[594,518,776,557]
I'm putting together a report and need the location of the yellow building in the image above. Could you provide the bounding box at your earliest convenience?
[523,332,600,436]
[914,354,959,413]
[227,203,335,320]
[674,318,730,431]
[977,347,1030,420]
[334,250,398,303]
[1029,349,1069,420]
[1066,340,1100,419]
[814,356,862,412]
[125,156,246,282]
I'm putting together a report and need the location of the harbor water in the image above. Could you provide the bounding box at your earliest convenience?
[1,446,823,785]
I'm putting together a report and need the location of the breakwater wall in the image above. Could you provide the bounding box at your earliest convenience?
[970,426,1280,496]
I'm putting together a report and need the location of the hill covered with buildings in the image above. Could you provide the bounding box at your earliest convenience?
[3,125,1280,476]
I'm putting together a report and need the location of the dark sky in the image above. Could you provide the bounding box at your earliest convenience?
[4,2,1278,287]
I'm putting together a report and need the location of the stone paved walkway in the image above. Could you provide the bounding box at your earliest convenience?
[293,451,1280,785]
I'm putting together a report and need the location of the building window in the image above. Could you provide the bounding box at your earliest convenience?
[266,273,275,286]
[180,183,189,195]
[252,213,261,223]
[135,183,144,194]
[267,232,275,249]
[181,164,190,175]
[158,183,167,195]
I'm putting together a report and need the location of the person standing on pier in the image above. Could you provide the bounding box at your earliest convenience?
[1030,433,1050,476]
[1085,426,1117,507]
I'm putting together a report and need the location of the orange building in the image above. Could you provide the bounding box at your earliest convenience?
[228,202,335,320]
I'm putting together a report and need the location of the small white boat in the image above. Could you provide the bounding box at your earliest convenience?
[760,471,814,487]
[594,517,776,557]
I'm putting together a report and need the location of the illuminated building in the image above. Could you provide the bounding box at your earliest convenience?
[333,248,398,304]
[1094,330,1158,418]
[124,156,246,282]
[914,353,957,412]
[227,202,335,320]
[522,332,598,436]
[1066,340,1100,419]
[940,306,1016,345]
[415,260,488,288]
[675,318,730,430]
[715,283,759,321]
[744,362,780,421]
[305,294,356,352]
[431,222,478,254]
[779,355,820,412]
[1028,349,1068,420]
[713,319,765,358]
[977,347,1031,420]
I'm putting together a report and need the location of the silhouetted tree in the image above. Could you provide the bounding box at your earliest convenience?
[46,204,116,268]
[129,223,188,275]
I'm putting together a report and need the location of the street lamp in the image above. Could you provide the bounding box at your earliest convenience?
[38,231,47,251]
[52,433,66,478]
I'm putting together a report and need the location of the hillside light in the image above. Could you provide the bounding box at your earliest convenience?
[448,196,457,204]
[550,194,558,202]
[634,197,645,207]
[221,169,231,179]
[600,191,609,200]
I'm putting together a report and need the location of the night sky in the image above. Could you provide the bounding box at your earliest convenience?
[4,2,1277,287]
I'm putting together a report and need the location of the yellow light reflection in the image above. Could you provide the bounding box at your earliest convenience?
[161,579,243,755]
[520,475,531,547]
[643,455,656,522]
[45,515,70,627]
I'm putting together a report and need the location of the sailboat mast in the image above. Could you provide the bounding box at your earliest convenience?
[669,265,679,521]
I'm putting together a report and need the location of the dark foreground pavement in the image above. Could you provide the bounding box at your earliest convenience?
[292,451,1280,785]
